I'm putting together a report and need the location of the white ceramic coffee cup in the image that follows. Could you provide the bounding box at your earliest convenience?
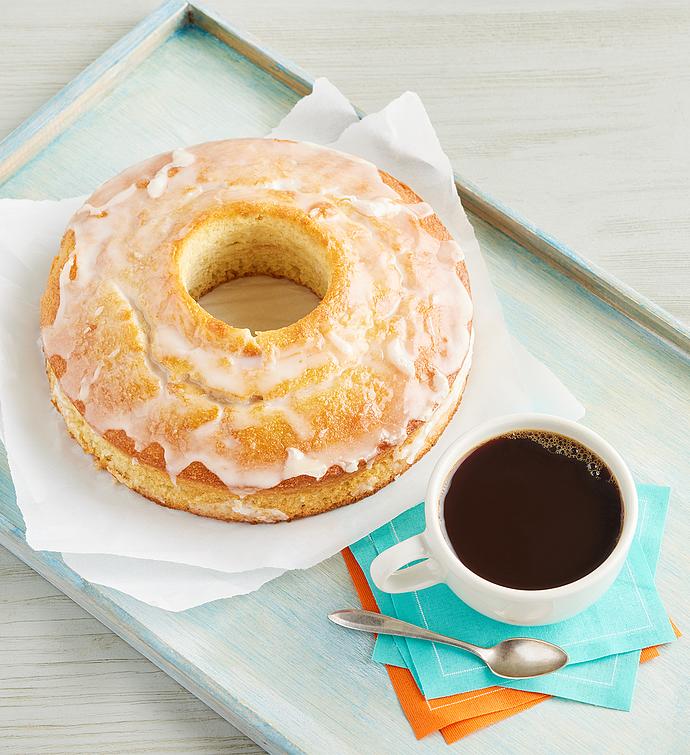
[370,414,637,625]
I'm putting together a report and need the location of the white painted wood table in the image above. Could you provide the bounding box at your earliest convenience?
[1,1,687,752]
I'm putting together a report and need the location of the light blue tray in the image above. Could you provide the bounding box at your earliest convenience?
[0,3,687,752]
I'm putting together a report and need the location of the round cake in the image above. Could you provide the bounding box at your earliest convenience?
[40,138,473,523]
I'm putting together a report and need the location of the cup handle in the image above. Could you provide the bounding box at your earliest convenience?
[370,534,443,594]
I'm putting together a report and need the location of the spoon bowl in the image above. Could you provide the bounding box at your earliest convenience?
[483,637,568,679]
[329,609,568,679]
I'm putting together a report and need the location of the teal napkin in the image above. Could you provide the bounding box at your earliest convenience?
[367,484,670,709]
[349,484,675,711]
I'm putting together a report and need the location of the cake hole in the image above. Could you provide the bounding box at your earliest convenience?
[198,276,321,334]
[178,210,330,333]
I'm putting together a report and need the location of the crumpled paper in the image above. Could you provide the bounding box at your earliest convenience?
[0,79,583,610]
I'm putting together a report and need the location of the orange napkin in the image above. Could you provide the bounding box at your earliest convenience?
[341,548,679,744]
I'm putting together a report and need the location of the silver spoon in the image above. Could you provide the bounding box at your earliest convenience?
[329,609,568,679]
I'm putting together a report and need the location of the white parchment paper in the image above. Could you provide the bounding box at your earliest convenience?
[0,79,583,610]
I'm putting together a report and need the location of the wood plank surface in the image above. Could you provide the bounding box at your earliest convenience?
[0,547,263,754]
[0,2,688,753]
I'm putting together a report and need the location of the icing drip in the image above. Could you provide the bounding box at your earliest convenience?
[81,184,137,216]
[386,336,416,377]
[147,148,196,199]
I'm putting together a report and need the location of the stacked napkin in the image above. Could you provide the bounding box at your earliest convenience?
[343,484,679,743]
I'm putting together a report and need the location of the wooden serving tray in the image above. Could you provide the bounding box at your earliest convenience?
[0,3,687,752]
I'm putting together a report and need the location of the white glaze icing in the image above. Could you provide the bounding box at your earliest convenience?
[81,184,137,216]
[386,337,416,377]
[404,329,473,464]
[42,139,473,493]
[147,148,196,199]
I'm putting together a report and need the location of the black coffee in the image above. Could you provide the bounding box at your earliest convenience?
[442,431,623,590]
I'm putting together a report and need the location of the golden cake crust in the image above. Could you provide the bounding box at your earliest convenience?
[40,138,473,522]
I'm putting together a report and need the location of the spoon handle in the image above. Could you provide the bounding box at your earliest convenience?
[329,609,485,660]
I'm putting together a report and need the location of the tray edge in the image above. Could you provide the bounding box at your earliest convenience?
[0,0,188,185]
